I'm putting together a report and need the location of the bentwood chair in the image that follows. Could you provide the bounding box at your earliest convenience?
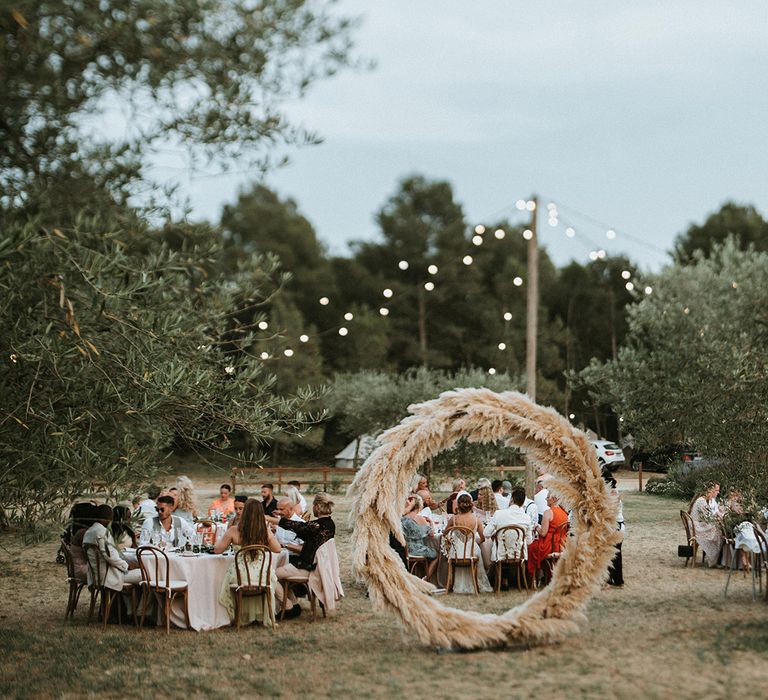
[404,542,430,579]
[443,526,480,594]
[136,545,190,633]
[753,524,768,602]
[230,545,275,630]
[83,543,139,629]
[491,525,529,593]
[680,510,703,567]
[280,539,342,622]
[541,522,569,586]
[61,541,87,620]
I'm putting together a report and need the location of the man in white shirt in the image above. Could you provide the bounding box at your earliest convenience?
[492,479,510,510]
[523,491,539,529]
[135,485,160,523]
[274,497,304,554]
[139,495,195,548]
[83,505,142,591]
[533,480,549,524]
[484,488,533,562]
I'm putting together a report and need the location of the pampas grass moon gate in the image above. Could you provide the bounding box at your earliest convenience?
[348,388,621,650]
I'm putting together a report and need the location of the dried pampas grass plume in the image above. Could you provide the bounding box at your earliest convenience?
[348,388,620,650]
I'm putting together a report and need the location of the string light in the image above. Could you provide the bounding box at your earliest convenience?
[319,297,330,305]
[474,225,485,234]
[299,334,309,343]
[503,312,513,321]
[597,249,606,259]
[498,342,506,350]
[644,286,653,295]
[683,307,690,315]
[283,349,294,357]
[488,367,497,375]
[589,251,598,261]
[472,235,483,246]
[424,282,435,291]
[338,327,348,336]
[621,270,631,280]
[383,288,393,298]
[494,229,505,240]
[398,260,409,270]
[258,321,268,330]
[569,413,575,420]
[526,200,536,211]
[379,308,389,316]
[260,352,269,360]
[625,282,634,291]
[515,200,526,210]
[522,229,533,240]
[462,255,473,265]
[606,229,616,240]
[344,312,354,321]
[513,277,523,287]
[225,365,235,374]
[565,227,575,238]
[427,264,438,275]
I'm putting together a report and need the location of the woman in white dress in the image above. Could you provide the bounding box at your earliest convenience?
[725,489,762,568]
[444,493,492,593]
[688,483,723,567]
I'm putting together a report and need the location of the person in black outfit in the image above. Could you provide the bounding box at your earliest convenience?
[261,483,278,517]
[275,492,336,618]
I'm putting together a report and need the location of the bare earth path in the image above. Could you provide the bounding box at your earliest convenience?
[1,475,767,699]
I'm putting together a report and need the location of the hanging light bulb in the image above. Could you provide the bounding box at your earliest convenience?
[319,297,329,305]
[589,251,598,261]
[494,229,505,239]
[515,199,526,210]
[498,342,506,350]
[621,270,631,280]
[523,229,533,240]
[379,307,389,316]
[424,281,435,291]
[299,334,309,343]
[258,321,268,330]
[472,235,483,246]
[625,282,634,291]
[474,225,485,234]
[606,229,616,240]
[569,413,575,420]
[398,260,409,270]
[565,227,575,238]
[513,276,523,286]
[427,264,438,275]
[644,286,653,295]
[488,367,497,375]
[283,349,294,357]
[462,255,473,265]
[260,352,269,360]
[344,312,354,321]
[597,249,606,259]
[526,200,536,211]
[338,327,348,336]
[382,288,393,298]
[503,312,513,321]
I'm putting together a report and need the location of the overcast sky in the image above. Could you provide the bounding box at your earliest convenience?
[155,1,768,271]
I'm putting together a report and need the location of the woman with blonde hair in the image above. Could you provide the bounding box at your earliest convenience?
[173,476,198,523]
[411,473,439,510]
[688,482,723,567]
[401,495,438,579]
[444,493,492,593]
[215,499,281,625]
[475,479,497,518]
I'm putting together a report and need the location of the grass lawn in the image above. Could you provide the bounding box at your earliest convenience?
[1,476,767,699]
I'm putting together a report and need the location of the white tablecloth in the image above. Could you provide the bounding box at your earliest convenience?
[128,550,232,631]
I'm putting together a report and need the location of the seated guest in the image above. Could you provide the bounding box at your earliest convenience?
[411,474,439,510]
[502,480,513,500]
[526,494,569,582]
[209,483,236,518]
[215,499,281,626]
[283,487,304,518]
[275,493,336,619]
[261,483,278,517]
[287,480,308,514]
[445,478,466,515]
[533,479,549,524]
[228,495,248,530]
[492,479,510,510]
[484,487,533,561]
[689,482,724,567]
[139,495,195,548]
[110,504,137,551]
[523,489,539,529]
[401,495,438,579]
[173,476,198,522]
[476,479,497,518]
[135,485,161,523]
[445,494,493,593]
[69,503,98,582]
[274,497,304,554]
[83,504,142,593]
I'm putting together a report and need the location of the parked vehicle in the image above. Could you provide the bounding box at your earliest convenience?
[592,440,625,471]
[630,443,701,473]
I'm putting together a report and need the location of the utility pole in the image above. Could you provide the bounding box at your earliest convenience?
[525,195,538,496]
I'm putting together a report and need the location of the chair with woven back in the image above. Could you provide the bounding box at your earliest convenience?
[541,521,569,586]
[679,510,701,567]
[443,525,480,594]
[61,541,87,620]
[491,525,529,593]
[136,545,190,633]
[230,544,275,630]
[83,543,138,629]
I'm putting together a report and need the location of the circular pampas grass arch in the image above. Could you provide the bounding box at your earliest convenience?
[348,388,620,650]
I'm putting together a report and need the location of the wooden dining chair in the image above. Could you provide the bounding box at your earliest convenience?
[491,525,529,593]
[230,545,275,630]
[136,545,190,633]
[679,510,702,567]
[61,541,87,620]
[751,523,767,602]
[404,542,429,579]
[443,526,480,594]
[83,543,138,629]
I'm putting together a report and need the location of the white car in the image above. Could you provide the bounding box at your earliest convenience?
[592,440,625,471]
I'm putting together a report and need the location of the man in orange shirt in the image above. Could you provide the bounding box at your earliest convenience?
[208,483,235,517]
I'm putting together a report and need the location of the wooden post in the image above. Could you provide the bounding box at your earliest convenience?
[525,195,538,497]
